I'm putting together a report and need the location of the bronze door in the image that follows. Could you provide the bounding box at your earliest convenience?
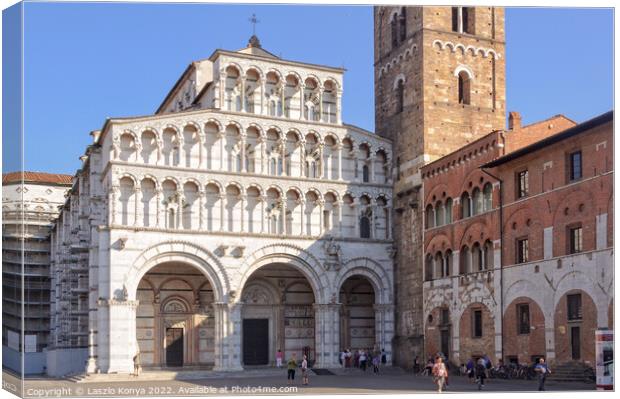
[243,319,269,365]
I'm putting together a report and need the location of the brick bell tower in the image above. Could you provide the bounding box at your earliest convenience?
[374,6,506,368]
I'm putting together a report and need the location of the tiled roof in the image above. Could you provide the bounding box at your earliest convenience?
[2,171,73,186]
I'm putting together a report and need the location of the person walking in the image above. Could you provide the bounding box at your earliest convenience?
[373,353,380,373]
[432,356,448,393]
[466,358,475,383]
[534,357,551,391]
[276,349,283,368]
[359,350,367,372]
[476,357,486,390]
[340,350,346,368]
[287,353,297,385]
[381,348,387,366]
[301,355,309,385]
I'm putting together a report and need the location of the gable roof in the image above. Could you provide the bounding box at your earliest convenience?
[3,171,73,186]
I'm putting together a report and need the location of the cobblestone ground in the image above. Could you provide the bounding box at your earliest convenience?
[3,369,595,398]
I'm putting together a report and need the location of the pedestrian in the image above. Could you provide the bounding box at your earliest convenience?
[476,357,486,389]
[301,354,309,385]
[373,353,380,373]
[484,354,492,378]
[133,350,141,377]
[345,349,352,368]
[287,353,297,385]
[340,350,346,368]
[466,358,475,383]
[425,358,434,376]
[381,348,387,365]
[432,356,448,393]
[534,357,551,391]
[276,349,283,368]
[354,350,360,368]
[359,350,367,371]
[413,356,420,374]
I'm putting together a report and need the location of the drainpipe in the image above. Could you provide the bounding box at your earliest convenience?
[480,166,503,364]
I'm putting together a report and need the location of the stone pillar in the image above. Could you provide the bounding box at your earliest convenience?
[353,203,359,237]
[313,304,342,368]
[299,84,305,120]
[135,142,142,163]
[109,186,119,225]
[260,137,267,174]
[386,206,392,240]
[198,134,205,169]
[155,188,162,227]
[370,155,376,182]
[318,143,324,179]
[371,202,377,239]
[544,312,556,363]
[280,199,287,235]
[219,72,226,110]
[240,77,246,112]
[219,194,225,232]
[218,132,225,171]
[318,87,324,122]
[98,299,139,374]
[280,140,287,176]
[318,200,325,236]
[451,308,461,364]
[336,144,343,180]
[337,202,343,237]
[280,84,285,117]
[299,200,305,236]
[259,78,265,115]
[134,188,141,227]
[239,195,246,233]
[336,89,343,124]
[374,304,394,365]
[156,139,163,165]
[260,196,266,233]
[299,140,306,178]
[177,192,184,229]
[213,302,244,371]
[240,135,247,173]
[198,191,205,231]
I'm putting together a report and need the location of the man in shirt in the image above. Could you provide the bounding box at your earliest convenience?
[534,357,552,391]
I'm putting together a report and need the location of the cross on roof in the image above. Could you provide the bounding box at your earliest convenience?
[249,14,260,35]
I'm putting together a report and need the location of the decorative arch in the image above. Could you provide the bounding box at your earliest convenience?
[236,243,328,303]
[335,258,393,304]
[392,73,406,89]
[453,64,475,80]
[126,241,229,302]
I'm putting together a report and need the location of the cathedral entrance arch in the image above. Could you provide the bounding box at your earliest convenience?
[136,263,216,368]
[339,275,376,353]
[240,263,316,366]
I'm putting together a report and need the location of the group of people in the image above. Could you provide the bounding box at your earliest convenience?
[339,348,387,373]
[276,350,310,386]
[462,354,492,388]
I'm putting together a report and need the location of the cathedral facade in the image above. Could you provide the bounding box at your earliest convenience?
[47,36,395,376]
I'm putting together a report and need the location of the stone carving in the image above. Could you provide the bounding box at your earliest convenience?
[323,235,343,271]
[163,299,187,313]
[242,286,270,304]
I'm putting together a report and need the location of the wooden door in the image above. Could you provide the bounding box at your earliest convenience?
[166,328,184,367]
[243,319,269,365]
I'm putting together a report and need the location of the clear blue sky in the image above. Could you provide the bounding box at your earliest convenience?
[2,3,614,174]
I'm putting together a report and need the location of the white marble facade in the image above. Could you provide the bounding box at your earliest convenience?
[47,38,395,376]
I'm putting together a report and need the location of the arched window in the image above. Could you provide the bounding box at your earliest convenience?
[461,192,471,218]
[435,201,444,226]
[399,7,407,41]
[484,240,494,269]
[362,164,369,182]
[435,252,444,278]
[445,250,453,277]
[458,71,471,105]
[472,242,483,271]
[425,254,434,281]
[460,246,470,274]
[391,13,399,49]
[483,183,493,211]
[472,187,482,215]
[360,216,371,238]
[445,198,453,224]
[426,204,434,229]
[396,79,405,113]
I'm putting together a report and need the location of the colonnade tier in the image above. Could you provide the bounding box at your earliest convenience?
[111,120,391,184]
[108,177,392,240]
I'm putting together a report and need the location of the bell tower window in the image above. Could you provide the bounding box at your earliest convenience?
[458,71,471,105]
[452,7,475,35]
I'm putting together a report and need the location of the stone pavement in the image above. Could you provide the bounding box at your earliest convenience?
[3,368,595,398]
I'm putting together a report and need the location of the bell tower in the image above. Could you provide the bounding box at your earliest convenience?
[374,6,506,368]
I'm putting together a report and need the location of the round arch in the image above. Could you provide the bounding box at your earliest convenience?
[335,258,392,304]
[126,241,229,302]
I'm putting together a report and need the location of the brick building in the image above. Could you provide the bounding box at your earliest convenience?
[374,5,507,367]
[421,110,613,367]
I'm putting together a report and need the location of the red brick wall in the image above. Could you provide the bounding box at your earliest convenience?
[553,290,598,365]
[503,297,546,364]
[459,303,496,363]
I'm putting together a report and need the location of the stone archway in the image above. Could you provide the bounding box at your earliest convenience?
[136,262,216,368]
[339,275,376,353]
[459,302,495,363]
[239,263,316,366]
[554,289,598,365]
